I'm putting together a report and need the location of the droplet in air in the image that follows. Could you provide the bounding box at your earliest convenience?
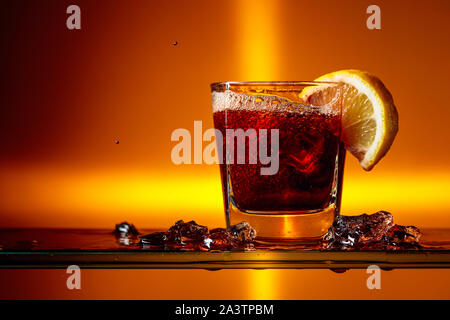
[172,41,178,46]
[114,139,120,145]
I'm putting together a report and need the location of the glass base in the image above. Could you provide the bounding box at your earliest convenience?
[227,202,336,240]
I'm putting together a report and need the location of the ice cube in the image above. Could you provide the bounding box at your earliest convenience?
[114,222,139,237]
[323,211,421,250]
[139,220,256,251]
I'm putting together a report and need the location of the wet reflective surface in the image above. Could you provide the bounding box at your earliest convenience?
[0,221,448,269]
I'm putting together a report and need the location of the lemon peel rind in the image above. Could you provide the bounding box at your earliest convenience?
[314,70,398,171]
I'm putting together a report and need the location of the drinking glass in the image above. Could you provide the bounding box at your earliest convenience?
[211,81,345,240]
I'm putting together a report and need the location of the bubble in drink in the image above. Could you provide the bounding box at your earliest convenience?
[213,91,342,212]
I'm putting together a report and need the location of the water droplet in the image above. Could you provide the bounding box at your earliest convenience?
[172,41,178,46]
[329,268,348,274]
[254,97,263,102]
[114,139,120,145]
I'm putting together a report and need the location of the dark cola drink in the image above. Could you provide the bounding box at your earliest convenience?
[211,82,345,240]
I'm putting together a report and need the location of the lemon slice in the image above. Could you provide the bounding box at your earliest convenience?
[301,70,398,171]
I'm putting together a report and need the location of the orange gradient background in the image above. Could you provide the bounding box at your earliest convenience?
[1,0,450,299]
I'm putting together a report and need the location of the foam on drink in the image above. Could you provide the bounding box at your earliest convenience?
[212,89,340,116]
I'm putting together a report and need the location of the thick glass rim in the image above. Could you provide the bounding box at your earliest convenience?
[210,80,339,91]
